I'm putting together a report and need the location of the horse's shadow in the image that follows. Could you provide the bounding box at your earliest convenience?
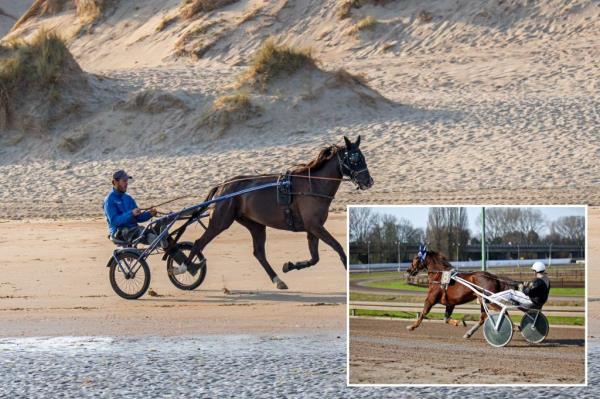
[144,290,346,305]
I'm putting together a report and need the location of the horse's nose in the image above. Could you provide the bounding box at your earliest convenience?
[368,177,374,187]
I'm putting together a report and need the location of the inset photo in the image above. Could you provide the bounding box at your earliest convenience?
[347,205,586,386]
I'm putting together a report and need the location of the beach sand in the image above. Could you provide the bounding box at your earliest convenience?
[0,0,597,336]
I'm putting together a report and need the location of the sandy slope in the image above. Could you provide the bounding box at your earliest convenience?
[0,1,598,215]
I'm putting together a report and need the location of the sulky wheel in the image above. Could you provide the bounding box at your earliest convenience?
[520,310,549,344]
[108,251,151,300]
[166,242,207,290]
[483,313,514,347]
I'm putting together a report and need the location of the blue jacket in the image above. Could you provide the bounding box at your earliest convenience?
[103,188,153,234]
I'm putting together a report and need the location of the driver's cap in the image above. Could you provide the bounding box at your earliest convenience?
[113,169,132,181]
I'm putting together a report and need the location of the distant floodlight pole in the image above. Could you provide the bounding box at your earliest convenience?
[396,241,401,272]
[481,207,487,271]
[367,240,371,272]
[549,243,553,268]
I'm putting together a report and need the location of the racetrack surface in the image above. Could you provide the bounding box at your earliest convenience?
[349,318,585,385]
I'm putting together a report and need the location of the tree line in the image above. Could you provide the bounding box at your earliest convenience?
[349,207,585,263]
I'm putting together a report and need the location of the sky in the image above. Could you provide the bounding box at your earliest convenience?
[357,206,586,236]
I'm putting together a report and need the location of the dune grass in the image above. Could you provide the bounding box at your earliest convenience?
[180,0,239,20]
[239,38,315,89]
[200,92,260,134]
[76,0,115,24]
[212,92,251,110]
[337,0,396,20]
[156,15,178,32]
[337,0,361,20]
[0,29,72,128]
[0,29,70,89]
[349,16,377,34]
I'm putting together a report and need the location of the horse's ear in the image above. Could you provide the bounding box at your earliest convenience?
[355,135,361,148]
[343,136,352,148]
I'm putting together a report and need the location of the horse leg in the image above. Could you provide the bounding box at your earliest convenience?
[188,219,232,263]
[237,218,288,290]
[464,302,487,339]
[444,305,465,327]
[407,298,435,331]
[306,224,346,269]
[282,233,319,273]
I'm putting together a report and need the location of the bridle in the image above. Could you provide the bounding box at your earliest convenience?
[408,245,428,277]
[337,148,369,187]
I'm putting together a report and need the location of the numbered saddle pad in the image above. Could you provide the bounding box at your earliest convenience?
[520,310,549,344]
[483,313,514,347]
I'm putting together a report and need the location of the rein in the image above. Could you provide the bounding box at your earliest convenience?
[141,148,363,210]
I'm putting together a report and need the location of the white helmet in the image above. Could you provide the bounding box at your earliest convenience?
[531,261,546,273]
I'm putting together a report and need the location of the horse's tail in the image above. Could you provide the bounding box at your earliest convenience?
[204,185,219,202]
[194,185,219,215]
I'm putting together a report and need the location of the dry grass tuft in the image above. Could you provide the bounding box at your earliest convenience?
[349,16,377,34]
[0,29,71,90]
[239,38,315,89]
[200,92,261,135]
[418,10,433,23]
[337,0,361,20]
[337,0,396,20]
[119,90,189,113]
[156,15,178,32]
[174,21,218,58]
[0,29,78,129]
[180,0,239,20]
[75,0,116,24]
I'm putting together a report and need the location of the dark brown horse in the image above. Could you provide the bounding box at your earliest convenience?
[188,136,373,289]
[406,246,515,339]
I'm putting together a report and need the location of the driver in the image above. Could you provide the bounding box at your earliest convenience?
[103,170,187,275]
[489,261,551,309]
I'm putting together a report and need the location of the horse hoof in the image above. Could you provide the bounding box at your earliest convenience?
[282,262,293,273]
[463,333,471,339]
[276,280,288,290]
[406,325,414,331]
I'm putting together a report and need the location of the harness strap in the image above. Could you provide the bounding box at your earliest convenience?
[288,191,334,200]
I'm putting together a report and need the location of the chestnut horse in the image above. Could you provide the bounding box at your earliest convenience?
[406,246,516,339]
[187,136,373,290]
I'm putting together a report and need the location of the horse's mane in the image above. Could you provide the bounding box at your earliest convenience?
[290,144,343,173]
[426,250,453,270]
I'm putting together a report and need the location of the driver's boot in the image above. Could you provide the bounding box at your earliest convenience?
[167,249,188,275]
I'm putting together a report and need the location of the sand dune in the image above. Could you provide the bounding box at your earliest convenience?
[0,0,599,217]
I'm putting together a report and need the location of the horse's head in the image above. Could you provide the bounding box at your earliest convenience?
[406,244,428,277]
[339,135,374,190]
